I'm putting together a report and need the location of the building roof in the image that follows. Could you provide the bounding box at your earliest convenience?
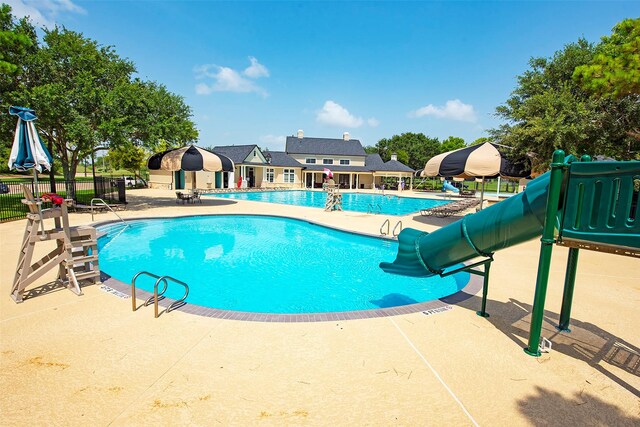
[285,136,367,157]
[365,154,414,173]
[212,145,258,163]
[375,159,415,173]
[210,142,414,173]
[303,164,371,173]
[264,151,302,168]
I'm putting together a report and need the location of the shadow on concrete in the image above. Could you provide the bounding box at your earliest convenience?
[518,385,639,425]
[21,280,69,300]
[74,193,238,217]
[455,294,640,398]
[410,213,466,228]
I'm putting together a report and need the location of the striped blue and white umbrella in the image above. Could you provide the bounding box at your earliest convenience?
[8,106,53,229]
[8,106,52,173]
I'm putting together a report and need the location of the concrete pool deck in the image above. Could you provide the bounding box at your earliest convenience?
[1,188,638,426]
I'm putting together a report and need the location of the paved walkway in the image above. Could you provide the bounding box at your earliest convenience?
[1,189,638,426]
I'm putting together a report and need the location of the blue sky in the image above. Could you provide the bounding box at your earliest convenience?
[6,1,639,151]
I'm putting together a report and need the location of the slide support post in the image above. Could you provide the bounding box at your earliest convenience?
[476,261,492,318]
[557,155,589,332]
[558,247,579,332]
[525,150,566,357]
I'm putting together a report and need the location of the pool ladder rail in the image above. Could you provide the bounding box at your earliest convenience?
[91,198,127,224]
[131,271,189,318]
[367,203,382,214]
[380,219,403,238]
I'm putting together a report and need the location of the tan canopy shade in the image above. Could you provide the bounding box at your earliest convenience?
[148,145,234,172]
[421,142,530,179]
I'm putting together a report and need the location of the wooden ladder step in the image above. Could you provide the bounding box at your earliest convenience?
[69,254,99,263]
[73,270,101,280]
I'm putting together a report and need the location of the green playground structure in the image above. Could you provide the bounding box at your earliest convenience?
[380,150,640,356]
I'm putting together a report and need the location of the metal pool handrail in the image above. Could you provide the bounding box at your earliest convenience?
[380,219,390,235]
[91,197,127,224]
[392,220,403,237]
[131,271,189,318]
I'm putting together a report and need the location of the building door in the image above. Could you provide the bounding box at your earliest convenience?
[174,170,185,189]
[306,173,313,188]
[248,167,255,188]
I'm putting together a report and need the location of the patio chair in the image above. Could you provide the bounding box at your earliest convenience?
[192,190,202,204]
[175,191,193,204]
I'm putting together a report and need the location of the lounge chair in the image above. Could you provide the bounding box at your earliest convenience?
[420,199,480,218]
[192,190,202,203]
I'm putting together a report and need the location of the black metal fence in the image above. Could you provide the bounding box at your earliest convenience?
[0,177,126,222]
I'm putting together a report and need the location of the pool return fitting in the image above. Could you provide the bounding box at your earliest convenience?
[131,271,189,318]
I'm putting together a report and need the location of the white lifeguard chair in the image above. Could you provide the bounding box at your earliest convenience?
[10,185,101,303]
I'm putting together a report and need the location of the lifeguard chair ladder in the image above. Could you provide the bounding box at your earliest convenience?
[10,185,101,303]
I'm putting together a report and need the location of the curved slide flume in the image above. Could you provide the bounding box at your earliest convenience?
[380,172,552,277]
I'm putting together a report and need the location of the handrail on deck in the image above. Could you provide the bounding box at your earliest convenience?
[91,198,126,224]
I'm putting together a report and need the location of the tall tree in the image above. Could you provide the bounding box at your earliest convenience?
[22,27,138,180]
[470,137,492,146]
[374,132,440,170]
[573,18,640,99]
[0,4,37,172]
[0,9,198,179]
[106,142,147,181]
[102,79,198,152]
[492,37,639,168]
[439,136,466,153]
[0,4,35,80]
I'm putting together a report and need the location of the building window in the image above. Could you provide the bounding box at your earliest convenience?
[323,159,334,165]
[305,158,316,164]
[266,168,274,183]
[339,159,350,165]
[283,169,295,183]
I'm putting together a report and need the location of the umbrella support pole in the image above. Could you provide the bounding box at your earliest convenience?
[10,189,101,303]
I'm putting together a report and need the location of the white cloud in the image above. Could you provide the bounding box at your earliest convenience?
[259,134,286,151]
[194,57,269,97]
[6,0,85,28]
[367,117,380,127]
[244,56,269,78]
[316,100,363,128]
[410,99,477,122]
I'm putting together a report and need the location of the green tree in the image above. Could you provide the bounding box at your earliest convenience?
[471,137,492,146]
[363,145,378,154]
[492,37,639,169]
[0,9,198,180]
[573,18,640,99]
[0,4,35,79]
[374,132,440,170]
[439,136,466,153]
[15,26,138,181]
[107,142,147,181]
[102,79,198,152]
[0,4,37,172]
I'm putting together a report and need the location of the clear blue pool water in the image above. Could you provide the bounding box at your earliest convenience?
[206,191,450,216]
[97,215,468,313]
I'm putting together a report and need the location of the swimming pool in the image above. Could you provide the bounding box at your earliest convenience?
[98,215,468,314]
[207,191,450,215]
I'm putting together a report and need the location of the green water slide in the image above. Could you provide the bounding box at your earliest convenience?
[379,171,552,277]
